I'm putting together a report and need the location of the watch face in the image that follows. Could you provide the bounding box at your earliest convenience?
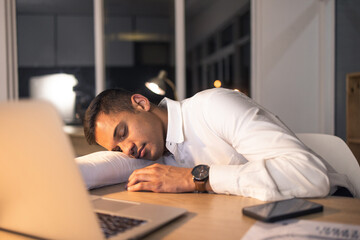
[192,165,209,181]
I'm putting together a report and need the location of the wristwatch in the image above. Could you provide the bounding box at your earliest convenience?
[191,164,210,193]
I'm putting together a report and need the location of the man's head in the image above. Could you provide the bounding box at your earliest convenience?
[84,89,167,160]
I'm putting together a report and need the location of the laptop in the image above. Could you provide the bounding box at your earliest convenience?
[0,100,186,240]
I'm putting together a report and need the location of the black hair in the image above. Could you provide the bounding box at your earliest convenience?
[83,88,134,145]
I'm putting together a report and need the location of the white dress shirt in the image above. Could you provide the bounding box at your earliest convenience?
[159,88,353,201]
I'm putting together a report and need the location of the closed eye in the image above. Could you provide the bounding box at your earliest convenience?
[121,125,128,140]
[114,122,128,141]
[112,122,127,152]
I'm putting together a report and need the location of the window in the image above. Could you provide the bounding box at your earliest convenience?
[186,2,250,96]
[15,0,177,122]
[221,24,233,47]
[16,0,95,125]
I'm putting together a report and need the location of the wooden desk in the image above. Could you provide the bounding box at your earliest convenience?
[90,183,360,239]
[1,184,360,240]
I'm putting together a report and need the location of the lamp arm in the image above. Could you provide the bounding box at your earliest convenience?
[164,78,178,100]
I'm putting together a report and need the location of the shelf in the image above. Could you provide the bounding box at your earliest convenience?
[346,73,360,163]
[347,138,360,144]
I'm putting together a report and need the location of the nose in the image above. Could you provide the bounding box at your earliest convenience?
[118,142,137,158]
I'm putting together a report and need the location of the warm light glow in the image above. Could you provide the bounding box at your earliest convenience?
[107,32,170,42]
[214,80,222,88]
[30,73,78,122]
[145,82,166,95]
[234,89,240,92]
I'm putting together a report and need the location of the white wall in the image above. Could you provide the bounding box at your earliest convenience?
[251,0,334,134]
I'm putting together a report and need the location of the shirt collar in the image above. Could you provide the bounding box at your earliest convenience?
[159,97,184,145]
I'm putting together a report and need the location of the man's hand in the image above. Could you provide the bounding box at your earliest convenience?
[127,163,195,193]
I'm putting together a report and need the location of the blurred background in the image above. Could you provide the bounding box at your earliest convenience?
[0,0,359,158]
[14,0,250,123]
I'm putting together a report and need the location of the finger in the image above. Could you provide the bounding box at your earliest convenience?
[128,167,152,183]
[127,181,162,192]
[128,164,165,183]
[127,172,159,187]
[127,182,149,192]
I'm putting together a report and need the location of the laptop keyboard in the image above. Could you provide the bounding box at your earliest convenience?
[96,212,147,238]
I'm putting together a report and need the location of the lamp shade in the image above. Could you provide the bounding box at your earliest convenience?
[145,70,168,96]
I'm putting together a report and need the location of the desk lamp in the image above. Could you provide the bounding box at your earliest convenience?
[145,70,178,100]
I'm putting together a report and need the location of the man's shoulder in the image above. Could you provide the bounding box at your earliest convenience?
[187,88,249,105]
[189,88,236,101]
[183,88,257,120]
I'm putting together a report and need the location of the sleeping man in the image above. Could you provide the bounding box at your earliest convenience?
[83,87,354,201]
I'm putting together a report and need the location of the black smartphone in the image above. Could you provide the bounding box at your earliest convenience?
[242,198,323,222]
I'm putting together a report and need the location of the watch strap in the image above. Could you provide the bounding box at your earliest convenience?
[193,178,208,193]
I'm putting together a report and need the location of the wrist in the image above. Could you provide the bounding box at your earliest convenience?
[205,179,213,193]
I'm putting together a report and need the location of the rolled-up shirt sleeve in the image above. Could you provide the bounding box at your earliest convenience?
[204,90,330,201]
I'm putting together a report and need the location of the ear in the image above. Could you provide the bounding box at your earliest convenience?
[131,94,151,111]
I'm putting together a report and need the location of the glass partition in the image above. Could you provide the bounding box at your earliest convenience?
[185,0,250,96]
[103,0,175,104]
[16,0,95,125]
